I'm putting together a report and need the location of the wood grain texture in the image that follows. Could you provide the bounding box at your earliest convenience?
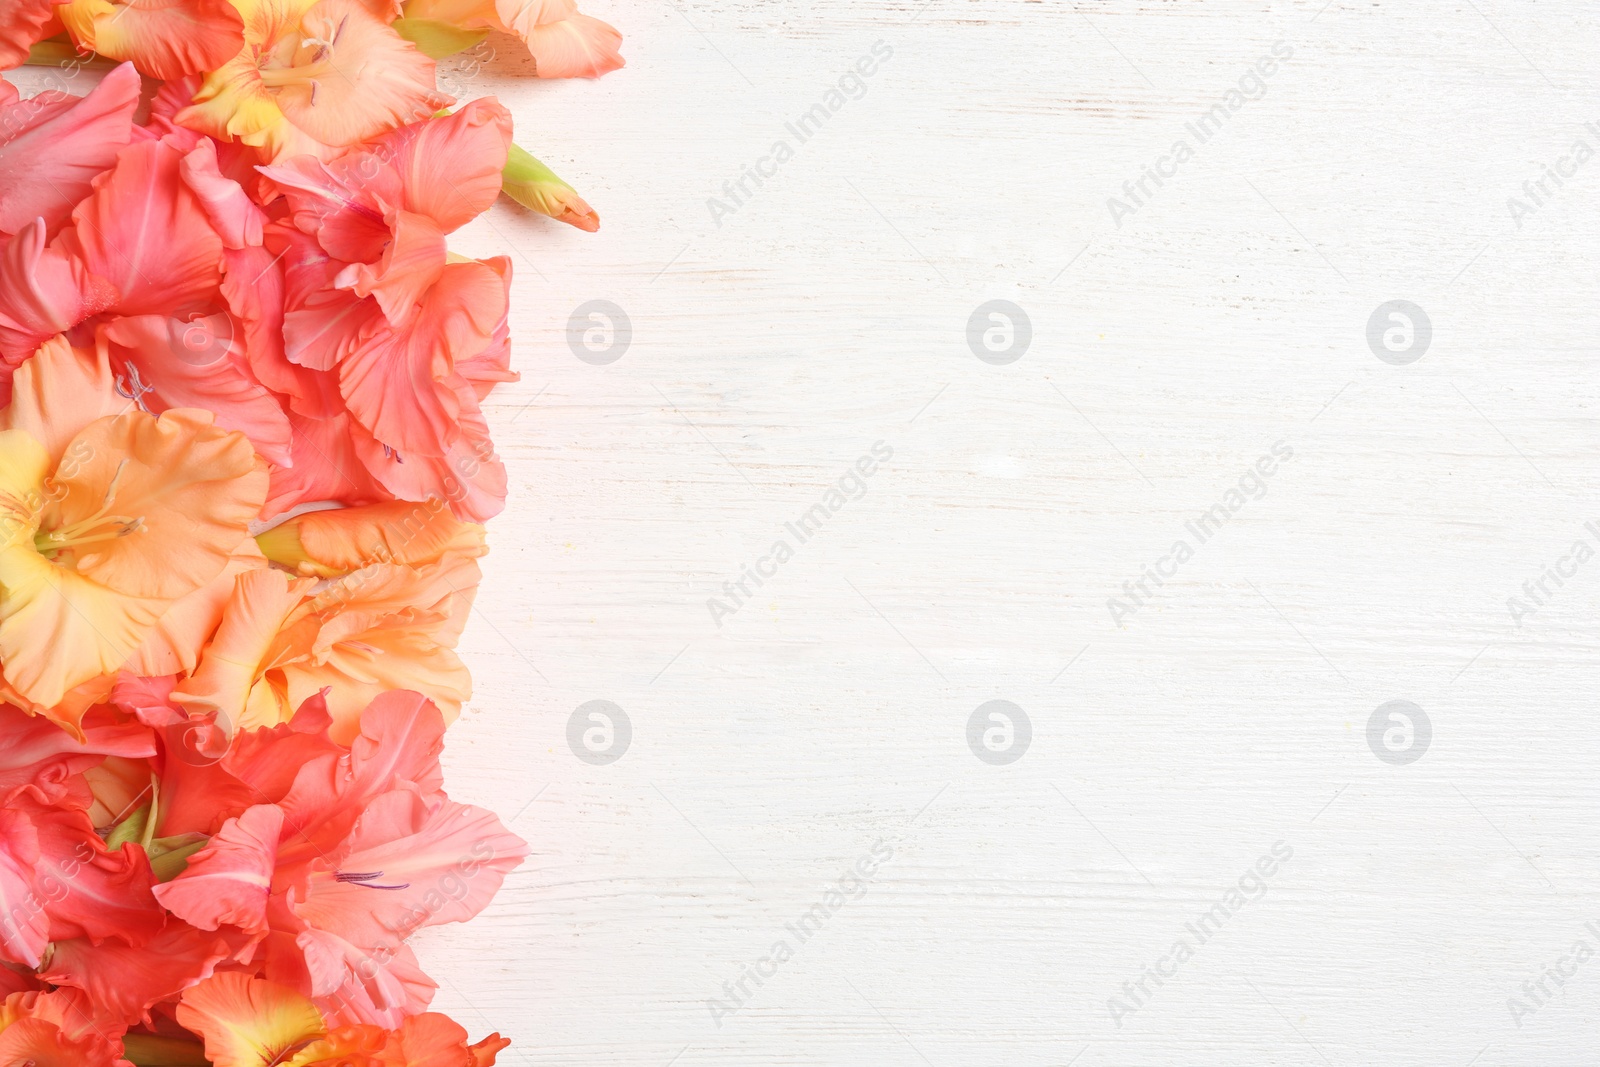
[434,2,1600,1064]
[19,0,1600,1061]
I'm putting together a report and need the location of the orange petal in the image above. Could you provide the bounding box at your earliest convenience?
[0,335,123,467]
[41,409,266,601]
[176,972,327,1067]
[280,556,478,742]
[256,499,486,577]
[127,537,267,677]
[525,11,622,78]
[170,566,313,731]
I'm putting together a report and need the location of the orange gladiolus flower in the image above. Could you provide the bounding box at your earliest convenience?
[173,552,477,742]
[177,972,508,1066]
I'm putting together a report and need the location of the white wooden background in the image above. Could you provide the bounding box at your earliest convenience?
[23,0,1600,1061]
[436,1,1600,1064]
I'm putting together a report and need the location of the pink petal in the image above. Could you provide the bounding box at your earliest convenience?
[99,312,294,465]
[0,63,140,238]
[0,218,117,373]
[178,137,266,250]
[153,803,282,935]
[0,809,46,966]
[63,137,224,317]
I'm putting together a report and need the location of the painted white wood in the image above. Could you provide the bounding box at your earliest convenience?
[436,2,1600,1064]
[19,0,1600,1061]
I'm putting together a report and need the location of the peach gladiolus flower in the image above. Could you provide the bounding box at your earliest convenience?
[173,552,477,742]
[178,973,508,1066]
[0,337,266,718]
[400,0,621,78]
[177,0,451,162]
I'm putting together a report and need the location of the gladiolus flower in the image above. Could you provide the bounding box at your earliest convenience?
[56,0,246,79]
[172,554,477,742]
[155,693,527,1025]
[0,337,266,718]
[176,0,451,162]
[398,0,622,78]
[178,972,508,1066]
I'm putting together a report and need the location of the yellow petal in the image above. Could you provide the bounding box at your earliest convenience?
[0,430,159,708]
[170,567,312,730]
[0,544,166,709]
[176,973,327,1067]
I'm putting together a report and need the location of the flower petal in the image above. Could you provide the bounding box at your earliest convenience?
[525,11,622,78]
[61,0,244,78]
[153,803,281,934]
[176,972,327,1067]
[273,0,452,147]
[42,408,266,601]
[0,63,140,237]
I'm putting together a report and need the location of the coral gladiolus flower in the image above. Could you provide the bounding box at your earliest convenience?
[178,972,508,1066]
[154,694,527,1026]
[56,0,246,79]
[259,101,517,520]
[399,0,622,78]
[176,0,451,162]
[0,338,266,716]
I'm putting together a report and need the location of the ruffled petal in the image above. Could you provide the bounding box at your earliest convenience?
[153,803,282,934]
[0,62,140,237]
[59,0,245,78]
[273,0,452,147]
[0,335,123,466]
[63,137,224,318]
[41,409,266,601]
